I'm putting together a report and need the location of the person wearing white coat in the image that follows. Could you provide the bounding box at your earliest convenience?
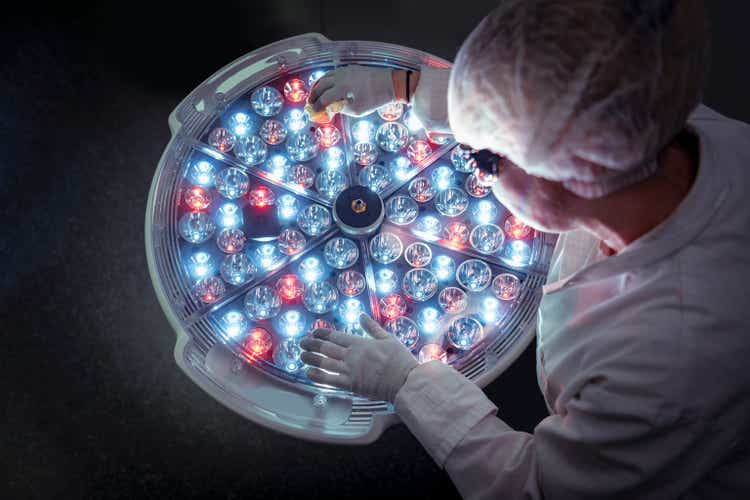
[301,1,750,498]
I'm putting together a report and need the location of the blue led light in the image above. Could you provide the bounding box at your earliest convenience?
[220,253,255,285]
[299,256,325,282]
[216,202,243,229]
[480,297,503,324]
[254,243,284,270]
[472,200,499,224]
[265,154,289,180]
[188,160,216,187]
[351,120,375,143]
[188,251,217,280]
[228,112,253,136]
[322,146,346,170]
[431,165,454,191]
[390,156,413,181]
[503,240,532,267]
[220,311,248,339]
[431,255,456,281]
[279,310,306,337]
[414,215,442,241]
[403,110,423,132]
[308,69,327,88]
[283,108,309,133]
[276,194,299,220]
[376,269,398,294]
[418,307,441,335]
[339,298,365,325]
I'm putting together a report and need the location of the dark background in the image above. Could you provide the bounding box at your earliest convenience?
[1,1,748,499]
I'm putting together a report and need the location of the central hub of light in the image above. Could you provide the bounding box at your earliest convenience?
[351,199,367,213]
[333,186,384,237]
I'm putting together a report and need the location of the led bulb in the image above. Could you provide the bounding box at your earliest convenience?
[220,311,248,340]
[283,78,309,103]
[402,268,438,302]
[385,317,419,349]
[385,195,418,226]
[277,228,306,255]
[352,120,375,143]
[337,270,366,297]
[250,86,283,117]
[259,119,287,145]
[215,167,250,199]
[339,298,365,325]
[417,307,441,335]
[254,243,283,270]
[184,186,212,210]
[492,273,521,301]
[279,310,306,337]
[179,212,216,244]
[216,202,243,229]
[379,293,407,320]
[188,160,216,187]
[244,285,282,320]
[208,127,236,152]
[276,274,305,302]
[276,194,299,220]
[456,259,492,292]
[447,316,484,350]
[376,269,398,294]
[299,256,325,282]
[431,255,456,281]
[438,287,468,314]
[188,251,217,280]
[243,327,273,358]
[220,253,255,285]
[228,112,253,136]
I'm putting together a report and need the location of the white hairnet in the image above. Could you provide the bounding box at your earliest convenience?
[448,0,710,198]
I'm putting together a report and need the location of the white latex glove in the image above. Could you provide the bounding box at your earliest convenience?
[307,65,397,117]
[299,314,418,402]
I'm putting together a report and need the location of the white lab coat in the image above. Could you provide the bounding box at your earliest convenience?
[394,105,750,499]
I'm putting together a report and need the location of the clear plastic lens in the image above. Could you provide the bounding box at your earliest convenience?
[277,227,306,255]
[179,212,216,243]
[259,119,287,145]
[290,164,316,189]
[188,251,217,280]
[216,228,246,253]
[324,237,359,269]
[251,86,283,117]
[456,259,493,292]
[245,285,282,320]
[353,141,378,166]
[385,195,418,226]
[228,112,253,136]
[216,202,243,229]
[370,232,403,264]
[184,186,212,210]
[276,194,299,220]
[469,224,505,254]
[254,243,284,270]
[337,270,366,297]
[208,127,236,152]
[443,221,470,245]
[322,147,346,170]
[447,316,484,350]
[402,268,438,302]
[390,156,413,180]
[248,185,276,208]
[299,256,325,282]
[431,165,455,191]
[315,170,348,200]
[379,293,407,319]
[220,311,248,339]
[435,188,469,217]
[188,160,216,187]
[276,274,305,302]
[414,215,442,241]
[418,343,447,364]
[472,200,499,224]
[438,287,468,314]
[297,204,331,236]
[385,317,419,349]
[431,255,456,281]
[407,140,432,164]
[279,310,306,337]
[377,102,404,121]
[408,177,436,202]
[376,269,398,294]
[286,130,319,162]
[339,298,365,324]
[215,167,250,199]
[315,125,342,148]
[450,144,476,173]
[492,273,521,301]
[359,164,391,193]
[220,253,255,285]
[283,78,309,103]
[303,281,338,314]
[283,108,309,133]
[352,121,375,143]
[376,122,409,152]
[273,339,305,373]
[465,174,492,197]
[404,242,432,267]
[417,307,441,334]
[193,276,225,303]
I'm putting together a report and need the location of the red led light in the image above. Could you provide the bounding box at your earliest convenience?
[418,343,447,364]
[248,185,276,208]
[275,274,304,302]
[379,293,407,320]
[504,215,532,239]
[184,186,212,210]
[243,327,273,359]
[407,140,432,164]
[283,78,309,103]
[314,125,341,148]
[443,221,470,246]
[310,318,333,333]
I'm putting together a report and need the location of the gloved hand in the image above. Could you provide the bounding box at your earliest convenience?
[299,314,418,402]
[307,65,397,118]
